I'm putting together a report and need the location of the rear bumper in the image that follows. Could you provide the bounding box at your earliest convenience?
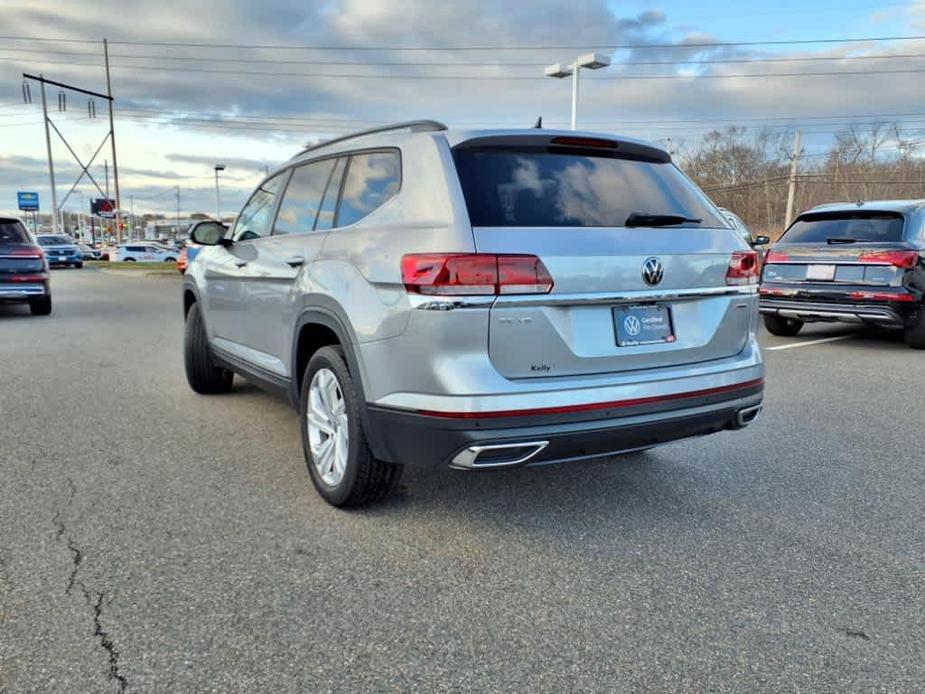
[759,298,910,327]
[365,378,763,469]
[0,282,48,300]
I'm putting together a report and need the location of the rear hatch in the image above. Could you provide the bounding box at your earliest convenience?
[0,220,44,281]
[762,210,918,293]
[452,136,756,379]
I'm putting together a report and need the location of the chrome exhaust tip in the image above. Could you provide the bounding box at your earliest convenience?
[450,441,549,470]
[735,405,762,428]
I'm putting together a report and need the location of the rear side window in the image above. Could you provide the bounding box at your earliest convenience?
[781,211,904,243]
[273,158,338,235]
[453,148,725,228]
[337,151,401,227]
[0,220,29,243]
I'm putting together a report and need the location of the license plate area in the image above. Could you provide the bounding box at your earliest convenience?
[806,264,836,281]
[613,305,675,347]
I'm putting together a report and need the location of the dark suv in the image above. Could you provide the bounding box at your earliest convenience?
[759,200,925,348]
[0,217,51,315]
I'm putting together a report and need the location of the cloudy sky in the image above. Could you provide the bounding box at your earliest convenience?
[2,0,925,218]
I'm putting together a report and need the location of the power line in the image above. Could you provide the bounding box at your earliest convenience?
[2,33,925,51]
[8,56,925,80]
[5,45,925,67]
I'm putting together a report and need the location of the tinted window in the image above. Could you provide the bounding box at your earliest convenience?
[337,151,401,227]
[127,246,145,252]
[315,157,346,232]
[781,211,904,243]
[0,220,29,243]
[273,159,337,235]
[233,172,288,241]
[454,149,725,228]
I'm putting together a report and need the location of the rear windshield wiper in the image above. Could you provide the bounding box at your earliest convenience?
[826,237,857,244]
[624,213,702,227]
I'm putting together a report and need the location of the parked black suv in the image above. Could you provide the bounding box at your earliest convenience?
[759,201,925,348]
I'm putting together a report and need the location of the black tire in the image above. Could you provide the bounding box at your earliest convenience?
[763,314,804,337]
[29,295,52,316]
[164,257,176,263]
[904,307,925,349]
[300,345,402,508]
[184,302,234,394]
[75,262,83,269]
[124,258,136,262]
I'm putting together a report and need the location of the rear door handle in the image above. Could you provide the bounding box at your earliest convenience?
[285,255,306,267]
[234,260,248,268]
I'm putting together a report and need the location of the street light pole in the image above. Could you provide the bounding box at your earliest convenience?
[214,165,225,221]
[544,53,611,130]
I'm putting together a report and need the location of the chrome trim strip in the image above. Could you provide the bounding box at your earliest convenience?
[494,285,756,307]
[210,337,289,377]
[450,441,549,470]
[0,285,45,296]
[409,294,496,311]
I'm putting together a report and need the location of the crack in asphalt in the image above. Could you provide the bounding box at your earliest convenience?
[52,477,129,693]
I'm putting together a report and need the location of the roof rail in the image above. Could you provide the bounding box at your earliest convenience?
[296,120,448,157]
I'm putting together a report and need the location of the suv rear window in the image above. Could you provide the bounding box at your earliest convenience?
[453,148,725,228]
[781,211,905,243]
[0,220,29,243]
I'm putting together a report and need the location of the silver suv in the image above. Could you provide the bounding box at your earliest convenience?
[183,121,764,507]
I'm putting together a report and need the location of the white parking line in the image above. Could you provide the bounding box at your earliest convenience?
[765,335,856,351]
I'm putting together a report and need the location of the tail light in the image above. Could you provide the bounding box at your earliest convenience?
[401,254,554,295]
[857,250,919,268]
[764,250,789,263]
[7,248,44,259]
[726,251,760,285]
[848,290,916,303]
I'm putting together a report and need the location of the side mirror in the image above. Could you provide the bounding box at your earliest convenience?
[752,235,771,246]
[190,222,229,247]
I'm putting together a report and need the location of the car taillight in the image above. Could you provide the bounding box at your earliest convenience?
[857,250,919,268]
[8,248,44,259]
[764,250,789,263]
[848,290,917,302]
[401,253,554,295]
[726,251,760,285]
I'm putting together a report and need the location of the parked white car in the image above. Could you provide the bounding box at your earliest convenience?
[113,243,178,263]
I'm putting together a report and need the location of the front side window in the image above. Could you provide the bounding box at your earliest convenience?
[273,159,338,235]
[233,172,288,241]
[453,148,726,228]
[337,151,401,228]
[0,220,29,243]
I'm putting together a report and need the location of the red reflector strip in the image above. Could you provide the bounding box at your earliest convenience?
[765,251,789,263]
[847,291,916,302]
[416,378,764,419]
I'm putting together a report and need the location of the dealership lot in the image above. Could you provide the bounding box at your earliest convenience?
[1,270,923,692]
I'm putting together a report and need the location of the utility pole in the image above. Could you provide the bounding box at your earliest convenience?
[765,179,772,230]
[129,193,134,239]
[784,130,802,230]
[103,39,122,244]
[39,75,59,234]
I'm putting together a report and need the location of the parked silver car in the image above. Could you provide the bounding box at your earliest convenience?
[183,121,764,507]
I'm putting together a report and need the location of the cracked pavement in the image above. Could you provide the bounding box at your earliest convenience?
[1,270,924,692]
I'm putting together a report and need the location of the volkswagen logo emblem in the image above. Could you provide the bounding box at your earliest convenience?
[623,315,642,336]
[641,257,663,286]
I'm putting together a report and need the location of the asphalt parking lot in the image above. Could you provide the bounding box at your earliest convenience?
[1,269,923,693]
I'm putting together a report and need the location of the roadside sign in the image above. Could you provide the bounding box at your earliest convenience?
[17,191,39,211]
[92,198,115,218]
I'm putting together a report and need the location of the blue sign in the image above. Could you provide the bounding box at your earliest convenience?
[17,191,39,211]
